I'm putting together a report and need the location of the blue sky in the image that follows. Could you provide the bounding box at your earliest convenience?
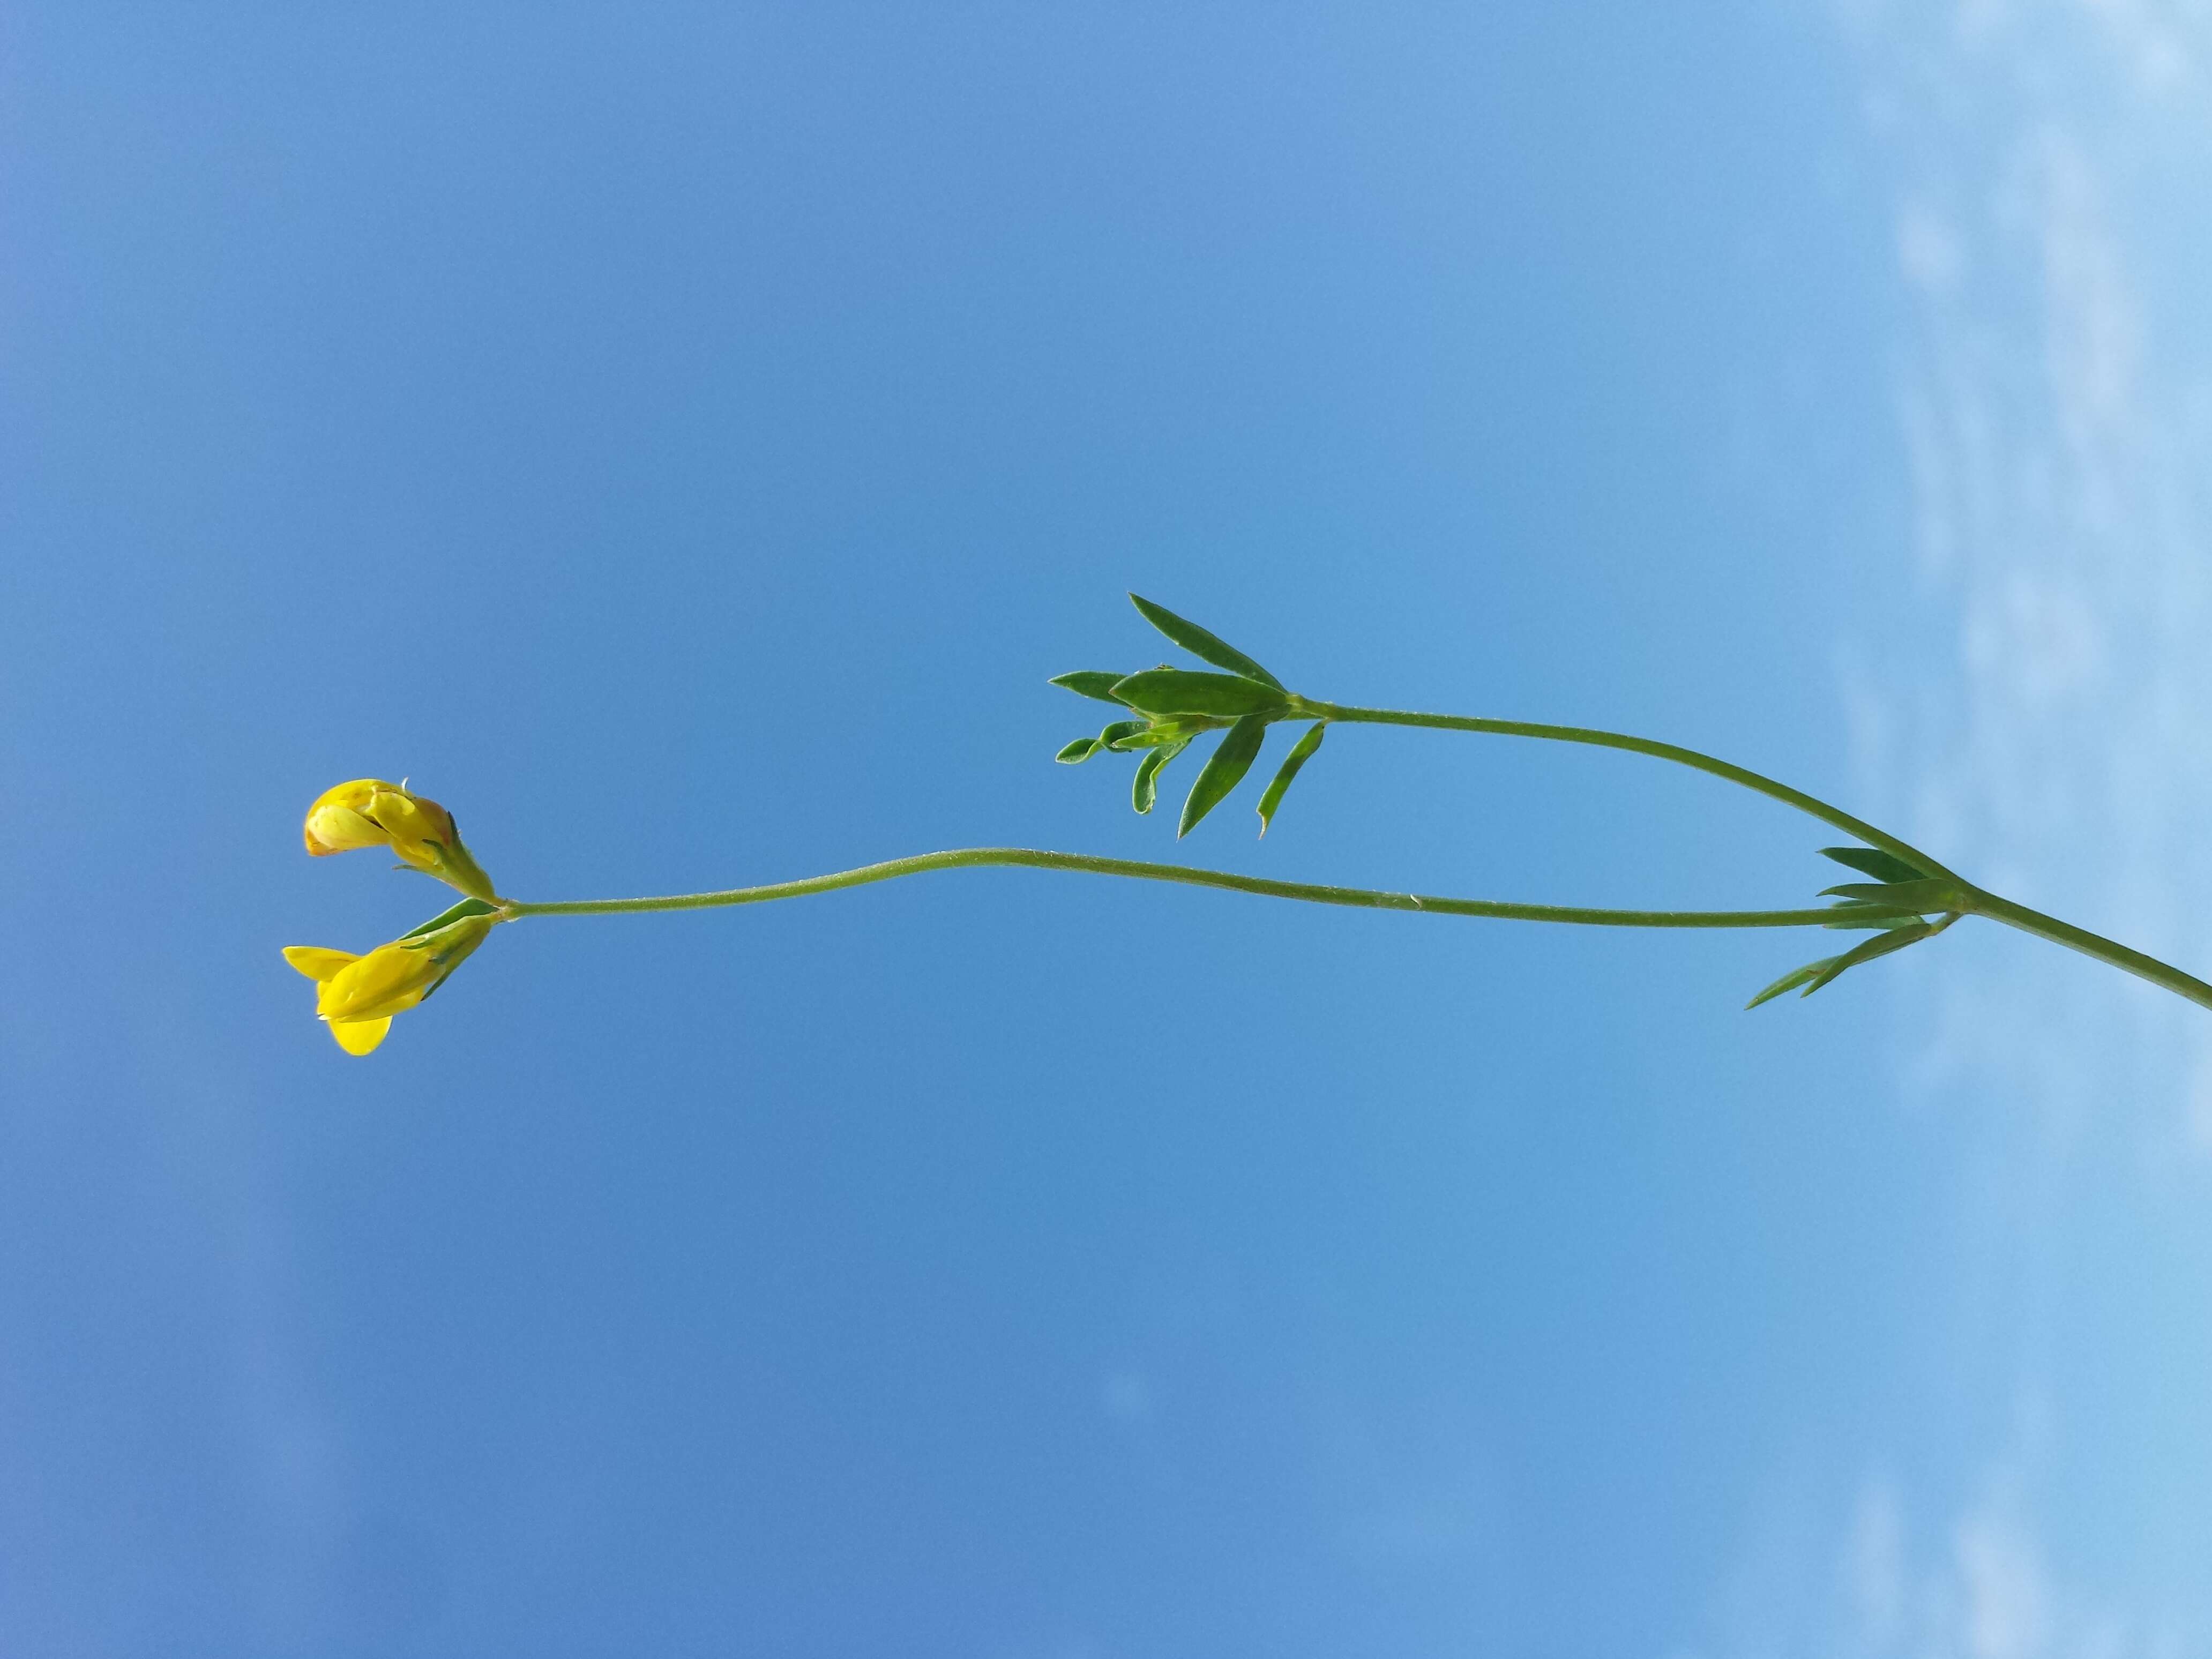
[8,3,2212,1654]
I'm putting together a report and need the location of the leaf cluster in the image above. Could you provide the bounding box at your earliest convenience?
[1051,596,1325,838]
[1745,848,1964,1008]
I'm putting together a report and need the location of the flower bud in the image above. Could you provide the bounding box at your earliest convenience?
[302,779,496,901]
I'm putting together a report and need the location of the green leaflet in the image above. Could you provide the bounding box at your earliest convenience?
[1055,737,1099,764]
[1178,714,1268,838]
[1111,669,1290,719]
[1130,740,1178,814]
[1256,722,1325,836]
[1818,846,1927,884]
[1748,920,1937,1007]
[1127,594,1284,689]
[1132,748,1163,813]
[1050,671,1133,704]
[1818,879,1962,913]
[1745,958,1839,1008]
[1799,921,1935,995]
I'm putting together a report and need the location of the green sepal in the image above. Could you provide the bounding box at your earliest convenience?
[397,896,500,943]
[1818,879,1961,912]
[1798,921,1935,996]
[1256,722,1325,836]
[1111,669,1290,719]
[1056,737,1100,764]
[1746,957,1840,1008]
[1051,671,1132,705]
[1127,594,1284,690]
[1178,714,1268,838]
[1819,846,1928,884]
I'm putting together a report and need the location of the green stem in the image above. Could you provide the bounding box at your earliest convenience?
[1304,700,1962,882]
[1964,890,2212,1012]
[502,847,1850,930]
[1306,698,2212,1012]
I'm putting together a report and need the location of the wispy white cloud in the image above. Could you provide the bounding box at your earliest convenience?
[1845,0,2212,1137]
[1705,0,2212,1651]
[1842,1477,1907,1649]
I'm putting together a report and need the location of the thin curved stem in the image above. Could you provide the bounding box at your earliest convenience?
[1303,700,1963,883]
[501,848,1854,930]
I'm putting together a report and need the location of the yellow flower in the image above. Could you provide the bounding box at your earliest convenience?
[282,909,497,1055]
[302,779,496,901]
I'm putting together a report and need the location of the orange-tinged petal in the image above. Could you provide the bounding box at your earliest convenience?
[282,945,360,981]
[328,1017,392,1055]
[299,778,496,899]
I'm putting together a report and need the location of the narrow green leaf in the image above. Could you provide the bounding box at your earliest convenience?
[1096,720,1147,751]
[1132,736,1194,813]
[1746,958,1839,1008]
[1128,594,1284,689]
[1177,714,1268,838]
[1818,879,1961,911]
[1799,921,1935,996]
[1132,748,1166,814]
[1111,669,1289,719]
[1819,846,1928,884]
[1050,671,1132,705]
[1256,722,1326,836]
[1141,743,1194,814]
[1055,737,1098,764]
[397,896,500,941]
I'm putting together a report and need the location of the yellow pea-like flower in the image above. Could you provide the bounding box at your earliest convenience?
[303,779,496,901]
[282,909,497,1056]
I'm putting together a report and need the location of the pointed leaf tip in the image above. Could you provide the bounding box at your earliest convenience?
[1746,958,1837,1008]
[1050,670,1132,705]
[1748,916,1939,1007]
[1818,846,1929,884]
[1177,714,1267,838]
[1127,594,1284,690]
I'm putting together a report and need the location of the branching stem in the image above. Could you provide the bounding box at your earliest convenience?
[499,693,2212,1014]
[1301,698,2212,1012]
